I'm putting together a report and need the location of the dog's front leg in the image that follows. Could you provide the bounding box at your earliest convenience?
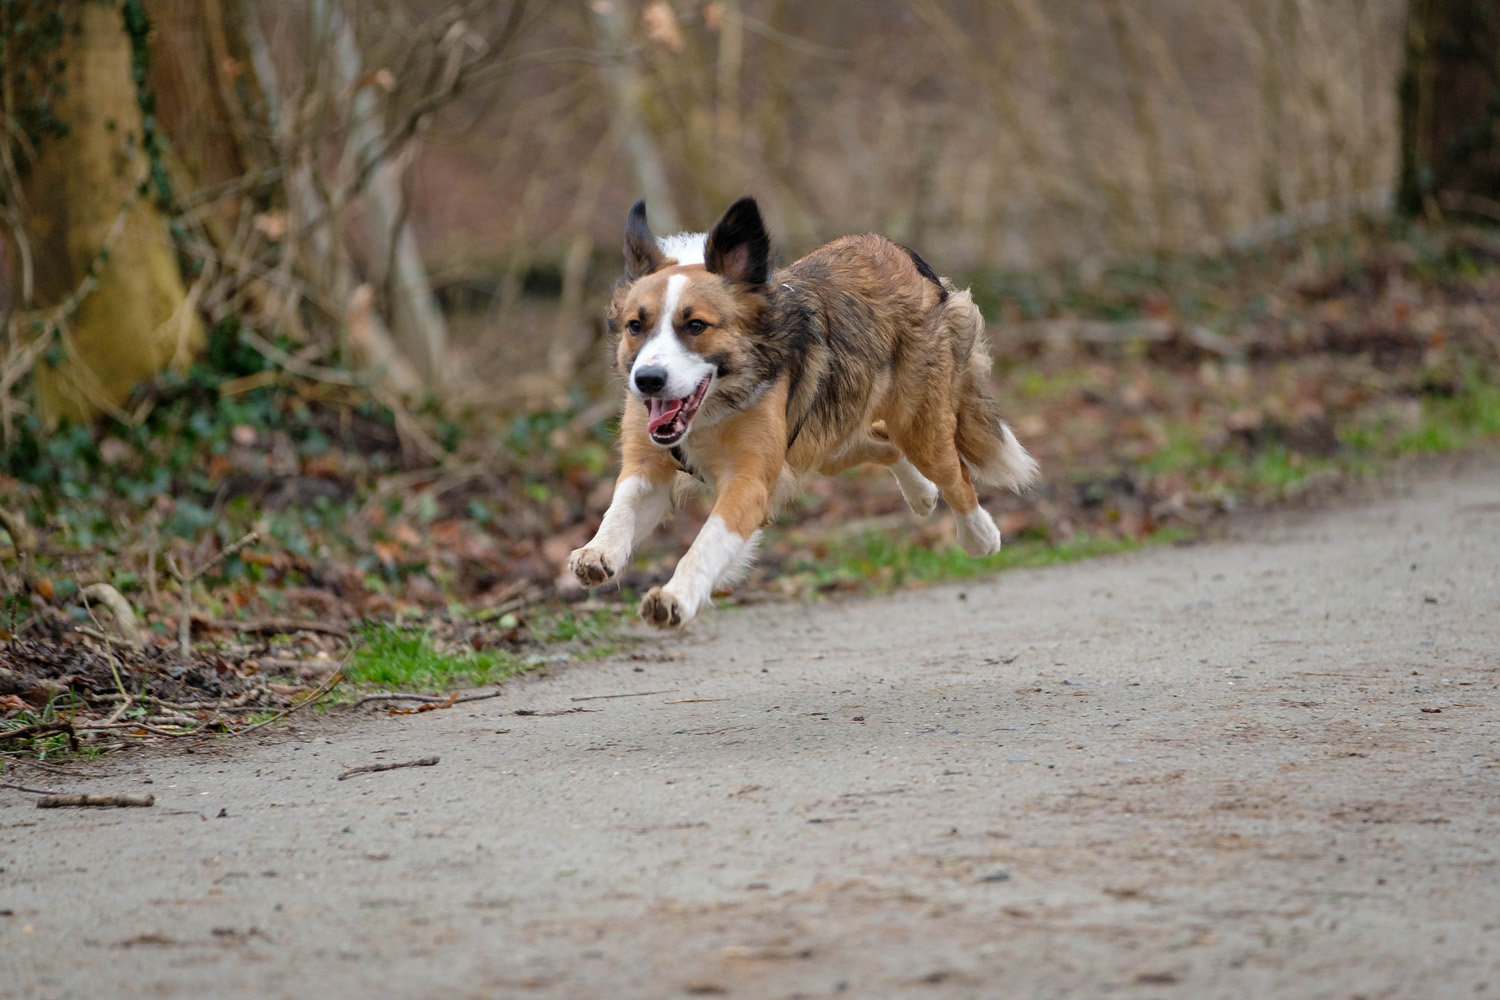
[639,470,772,630]
[569,471,674,588]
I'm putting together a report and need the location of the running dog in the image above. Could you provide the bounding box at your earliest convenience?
[568,197,1038,629]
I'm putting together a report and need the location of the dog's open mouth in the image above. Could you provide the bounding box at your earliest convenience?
[645,375,712,446]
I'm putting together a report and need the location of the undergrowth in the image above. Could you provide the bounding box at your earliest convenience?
[4,222,1500,708]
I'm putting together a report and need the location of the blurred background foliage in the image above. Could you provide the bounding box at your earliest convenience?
[1,0,1445,414]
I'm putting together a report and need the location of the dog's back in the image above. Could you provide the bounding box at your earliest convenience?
[775,234,1036,495]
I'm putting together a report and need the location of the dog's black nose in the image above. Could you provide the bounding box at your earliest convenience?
[634,366,668,396]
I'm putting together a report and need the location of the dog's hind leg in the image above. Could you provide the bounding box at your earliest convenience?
[942,288,1038,493]
[816,435,899,475]
[887,408,1003,557]
[858,422,936,515]
[889,457,940,517]
[815,430,937,517]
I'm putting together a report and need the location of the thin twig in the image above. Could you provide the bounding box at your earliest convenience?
[336,755,439,781]
[0,720,76,744]
[0,782,65,796]
[569,689,678,702]
[192,531,262,582]
[195,616,349,638]
[217,671,344,740]
[77,720,204,737]
[474,587,552,622]
[0,756,109,778]
[93,687,270,713]
[103,696,134,726]
[350,689,504,708]
[170,531,261,666]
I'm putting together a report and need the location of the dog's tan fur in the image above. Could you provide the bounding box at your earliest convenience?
[571,198,1037,629]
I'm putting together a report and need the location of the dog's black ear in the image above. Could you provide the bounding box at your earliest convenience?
[704,197,770,286]
[624,200,666,281]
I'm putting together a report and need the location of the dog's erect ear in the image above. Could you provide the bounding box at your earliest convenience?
[623,200,667,281]
[704,197,770,286]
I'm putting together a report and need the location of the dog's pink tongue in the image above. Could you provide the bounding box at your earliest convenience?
[647,397,685,435]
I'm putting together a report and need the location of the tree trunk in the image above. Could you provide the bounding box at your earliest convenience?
[590,0,682,232]
[321,0,450,393]
[1398,0,1500,218]
[21,1,203,424]
[143,0,275,245]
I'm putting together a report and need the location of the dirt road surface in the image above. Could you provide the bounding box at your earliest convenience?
[5,453,1499,999]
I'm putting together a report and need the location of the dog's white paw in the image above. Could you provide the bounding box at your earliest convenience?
[639,585,691,630]
[955,506,1003,558]
[569,547,618,588]
[891,459,940,518]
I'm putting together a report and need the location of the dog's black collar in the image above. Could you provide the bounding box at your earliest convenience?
[669,444,703,482]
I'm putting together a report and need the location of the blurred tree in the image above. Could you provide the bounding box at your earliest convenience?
[4,0,471,429]
[1398,0,1500,218]
[8,1,205,424]
[145,0,276,247]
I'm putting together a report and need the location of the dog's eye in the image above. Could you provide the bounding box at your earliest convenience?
[626,319,643,336]
[685,318,707,335]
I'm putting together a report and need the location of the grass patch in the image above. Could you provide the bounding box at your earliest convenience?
[346,623,539,692]
[792,527,1190,594]
[344,606,633,693]
[1392,376,1500,455]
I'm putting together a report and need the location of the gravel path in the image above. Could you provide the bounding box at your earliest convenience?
[5,451,1499,1000]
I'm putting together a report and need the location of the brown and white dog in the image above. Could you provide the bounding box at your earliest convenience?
[568,197,1038,629]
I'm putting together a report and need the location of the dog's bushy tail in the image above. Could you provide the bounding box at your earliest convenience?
[941,284,1039,493]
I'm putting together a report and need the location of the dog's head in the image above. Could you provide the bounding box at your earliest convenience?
[607,197,772,447]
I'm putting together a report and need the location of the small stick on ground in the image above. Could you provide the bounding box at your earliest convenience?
[337,756,439,781]
[350,689,503,709]
[570,689,678,702]
[0,782,66,795]
[36,793,155,809]
[388,693,459,715]
[0,720,77,746]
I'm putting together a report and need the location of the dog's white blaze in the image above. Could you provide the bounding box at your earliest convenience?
[955,505,1003,558]
[661,514,747,620]
[657,232,707,266]
[890,457,940,517]
[630,274,716,401]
